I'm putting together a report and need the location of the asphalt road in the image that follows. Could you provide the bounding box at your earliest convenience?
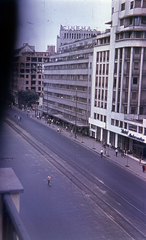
[1,107,146,239]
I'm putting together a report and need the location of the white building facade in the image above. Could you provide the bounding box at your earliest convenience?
[89,0,146,159]
[43,38,95,133]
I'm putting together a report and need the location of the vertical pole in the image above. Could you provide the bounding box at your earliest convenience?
[75,87,77,138]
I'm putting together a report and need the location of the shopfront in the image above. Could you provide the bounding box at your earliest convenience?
[133,141,146,160]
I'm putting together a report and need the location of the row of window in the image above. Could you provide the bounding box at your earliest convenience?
[44,99,87,116]
[26,57,49,62]
[44,63,89,70]
[112,0,146,13]
[25,87,42,91]
[96,64,109,75]
[116,31,146,41]
[120,16,146,28]
[94,101,107,109]
[44,92,87,104]
[19,69,42,74]
[19,74,41,79]
[64,32,92,40]
[25,81,42,85]
[93,113,106,123]
[43,74,90,81]
[111,118,146,135]
[96,51,110,62]
[44,83,88,92]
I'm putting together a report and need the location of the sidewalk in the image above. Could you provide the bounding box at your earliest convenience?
[31,115,146,181]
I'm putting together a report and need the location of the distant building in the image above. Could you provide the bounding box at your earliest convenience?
[46,45,55,55]
[11,43,50,105]
[43,37,95,134]
[57,25,100,52]
[89,0,146,159]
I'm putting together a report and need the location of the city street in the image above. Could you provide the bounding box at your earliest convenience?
[1,107,146,239]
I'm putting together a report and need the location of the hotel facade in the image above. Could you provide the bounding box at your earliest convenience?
[89,0,146,159]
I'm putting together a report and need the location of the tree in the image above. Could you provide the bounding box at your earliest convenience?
[18,90,39,108]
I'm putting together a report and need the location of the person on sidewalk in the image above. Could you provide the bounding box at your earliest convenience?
[100,149,103,158]
[115,148,118,157]
[47,175,51,186]
[139,158,142,165]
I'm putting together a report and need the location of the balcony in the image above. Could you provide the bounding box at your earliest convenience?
[0,168,30,240]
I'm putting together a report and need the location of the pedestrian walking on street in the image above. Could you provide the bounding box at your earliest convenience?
[47,175,51,186]
[100,149,103,158]
[142,165,145,172]
[115,148,118,157]
[139,158,142,165]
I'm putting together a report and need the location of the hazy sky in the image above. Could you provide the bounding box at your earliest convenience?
[15,0,112,52]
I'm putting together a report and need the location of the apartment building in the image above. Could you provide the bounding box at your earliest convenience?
[43,37,95,134]
[89,0,146,159]
[57,25,99,52]
[11,43,51,104]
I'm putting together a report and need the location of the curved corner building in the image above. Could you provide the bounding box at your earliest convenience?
[89,0,146,159]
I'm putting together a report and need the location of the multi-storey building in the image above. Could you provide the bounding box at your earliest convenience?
[89,0,146,159]
[43,37,95,134]
[57,25,99,52]
[11,43,51,104]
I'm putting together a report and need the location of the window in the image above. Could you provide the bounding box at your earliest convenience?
[135,0,141,8]
[120,121,123,128]
[121,3,125,11]
[130,1,134,9]
[39,75,41,79]
[132,92,137,99]
[129,124,137,132]
[116,120,119,126]
[94,113,96,119]
[133,78,137,84]
[124,122,127,129]
[111,119,114,125]
[139,126,143,133]
[112,7,114,14]
[134,62,139,69]
[120,19,124,26]
[142,16,146,24]
[26,81,29,84]
[134,17,140,26]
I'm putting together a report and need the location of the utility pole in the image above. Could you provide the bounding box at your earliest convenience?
[75,87,77,138]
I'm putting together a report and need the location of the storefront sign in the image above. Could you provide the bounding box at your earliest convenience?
[121,129,128,135]
[121,129,145,142]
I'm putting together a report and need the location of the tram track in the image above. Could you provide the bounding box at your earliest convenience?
[4,116,146,239]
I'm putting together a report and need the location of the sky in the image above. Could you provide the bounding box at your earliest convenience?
[15,0,112,52]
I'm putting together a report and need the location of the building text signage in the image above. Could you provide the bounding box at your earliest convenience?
[121,129,145,142]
